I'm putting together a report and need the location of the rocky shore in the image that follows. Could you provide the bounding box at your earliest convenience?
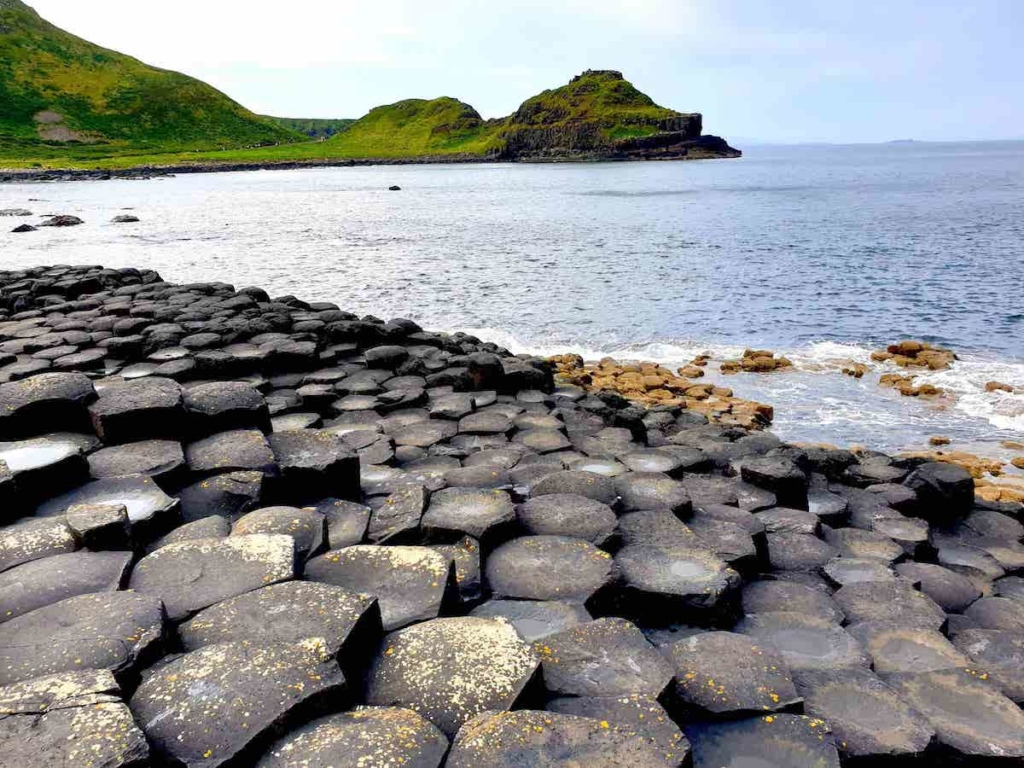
[1,264,1024,767]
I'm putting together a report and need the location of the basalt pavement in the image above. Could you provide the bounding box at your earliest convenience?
[0,265,1023,767]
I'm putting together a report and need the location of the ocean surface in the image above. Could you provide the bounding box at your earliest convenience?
[3,142,1024,463]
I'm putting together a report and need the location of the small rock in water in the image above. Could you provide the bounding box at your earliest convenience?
[389,185,402,191]
[10,224,36,233]
[38,214,84,227]
[110,214,140,223]
[0,209,32,217]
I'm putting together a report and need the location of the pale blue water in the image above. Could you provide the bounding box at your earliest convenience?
[2,142,1023,458]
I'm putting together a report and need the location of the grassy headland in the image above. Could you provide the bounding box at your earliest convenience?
[0,0,740,172]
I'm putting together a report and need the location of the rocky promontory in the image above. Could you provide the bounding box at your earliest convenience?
[1,265,1023,767]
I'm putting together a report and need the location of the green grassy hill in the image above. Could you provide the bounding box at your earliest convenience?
[265,117,356,140]
[0,0,300,157]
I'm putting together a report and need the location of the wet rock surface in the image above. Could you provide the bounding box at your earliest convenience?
[0,264,1020,766]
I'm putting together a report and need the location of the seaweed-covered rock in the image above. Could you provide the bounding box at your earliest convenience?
[364,616,540,737]
[131,638,346,768]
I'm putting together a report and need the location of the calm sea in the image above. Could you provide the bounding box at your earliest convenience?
[3,142,1023,458]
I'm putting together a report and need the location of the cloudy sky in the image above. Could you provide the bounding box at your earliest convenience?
[29,0,1024,143]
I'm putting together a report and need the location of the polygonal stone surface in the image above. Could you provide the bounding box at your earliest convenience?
[895,561,983,613]
[0,591,164,685]
[428,536,482,603]
[393,421,458,448]
[964,596,1024,632]
[795,668,935,762]
[822,557,896,587]
[131,638,346,768]
[88,377,183,443]
[0,372,96,437]
[665,630,799,715]
[179,580,381,677]
[421,488,515,542]
[486,535,615,604]
[66,502,131,549]
[685,714,840,768]
[756,507,819,535]
[737,613,871,674]
[365,616,540,737]
[742,580,845,624]
[610,543,740,620]
[470,599,591,642]
[0,433,89,498]
[305,545,456,631]
[367,484,428,543]
[186,429,277,476]
[824,527,904,563]
[953,629,1024,702]
[37,474,179,533]
[904,462,975,523]
[740,456,808,509]
[232,506,326,559]
[834,581,946,630]
[847,622,969,674]
[315,498,370,548]
[87,439,185,481]
[516,493,617,545]
[256,707,449,768]
[766,533,838,571]
[177,470,263,522]
[546,695,689,765]
[0,517,76,573]
[514,429,571,454]
[183,381,271,434]
[0,550,131,622]
[0,670,149,768]
[614,472,691,514]
[530,470,617,505]
[149,515,231,552]
[534,618,674,699]
[267,429,360,501]
[447,710,683,768]
[129,533,295,620]
[884,669,1024,760]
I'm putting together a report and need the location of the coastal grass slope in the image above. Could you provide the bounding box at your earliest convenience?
[0,0,301,160]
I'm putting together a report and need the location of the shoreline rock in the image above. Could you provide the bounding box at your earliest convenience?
[0,263,1021,767]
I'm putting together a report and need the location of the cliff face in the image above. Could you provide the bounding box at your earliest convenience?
[493,70,737,160]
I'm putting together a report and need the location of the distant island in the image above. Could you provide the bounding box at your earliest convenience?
[0,0,739,174]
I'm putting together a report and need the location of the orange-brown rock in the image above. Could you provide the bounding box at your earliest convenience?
[879,373,944,398]
[899,450,1003,479]
[841,362,869,378]
[719,349,793,374]
[928,436,951,446]
[873,340,957,371]
[1012,457,1024,471]
[1003,441,1024,451]
[985,381,1014,393]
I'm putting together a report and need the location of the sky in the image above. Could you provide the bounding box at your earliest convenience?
[27,0,1024,143]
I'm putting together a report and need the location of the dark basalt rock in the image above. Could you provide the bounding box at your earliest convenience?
[794,667,935,763]
[740,455,808,510]
[614,472,692,515]
[0,433,91,501]
[314,497,370,548]
[766,532,838,572]
[367,484,429,543]
[0,670,149,768]
[964,596,1024,632]
[737,613,871,674]
[364,616,540,737]
[0,372,95,437]
[903,461,975,523]
[88,377,183,443]
[429,535,483,603]
[0,549,131,622]
[470,598,591,642]
[421,487,515,542]
[305,545,457,631]
[0,591,164,686]
[895,560,982,613]
[665,630,799,716]
[485,535,615,604]
[741,579,845,624]
[953,629,1024,702]
[37,474,179,536]
[834,581,946,631]
[546,695,690,764]
[516,493,617,545]
[66,501,132,549]
[256,707,449,768]
[534,617,673,699]
[530,470,618,505]
[685,713,841,768]
[884,669,1024,760]
[129,533,295,620]
[847,621,969,675]
[447,710,685,767]
[183,380,272,434]
[186,428,278,477]
[177,469,263,522]
[86,438,185,483]
[757,506,820,536]
[0,517,77,572]
[149,514,230,551]
[38,215,84,227]
[131,638,347,768]
[232,505,326,559]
